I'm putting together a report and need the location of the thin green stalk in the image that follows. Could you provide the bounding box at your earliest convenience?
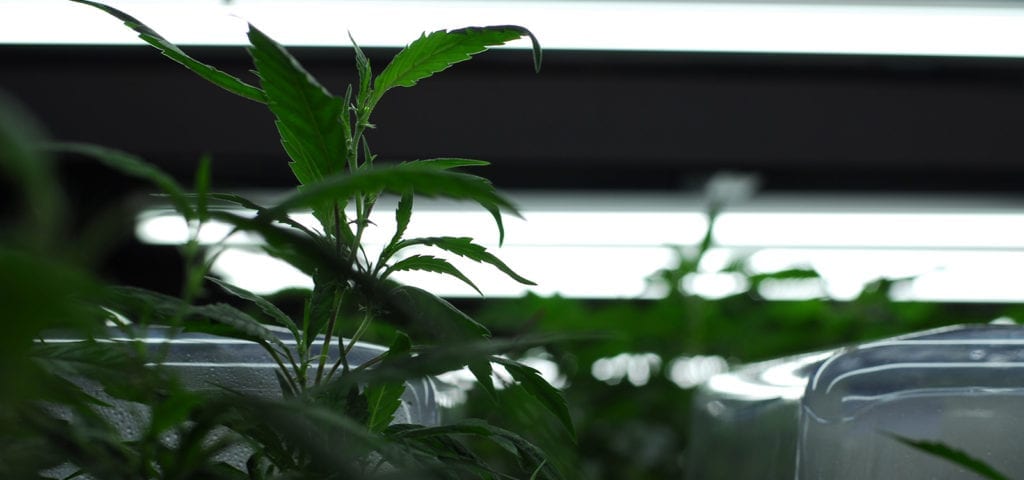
[314,292,343,386]
[265,344,300,395]
[334,204,343,256]
[350,200,368,272]
[280,344,300,382]
[327,310,371,380]
[351,351,388,373]
[152,219,208,362]
[345,311,372,357]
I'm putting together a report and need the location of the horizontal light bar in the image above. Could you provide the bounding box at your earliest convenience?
[11,1,1024,57]
[135,192,1024,302]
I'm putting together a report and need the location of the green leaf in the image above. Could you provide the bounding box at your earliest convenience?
[207,193,323,241]
[402,157,490,170]
[105,285,190,323]
[105,286,287,352]
[350,33,373,112]
[49,142,194,220]
[189,303,288,351]
[468,360,498,402]
[274,369,297,398]
[206,276,300,341]
[271,164,517,215]
[388,419,564,480]
[31,340,162,404]
[194,154,212,222]
[307,270,343,350]
[246,23,349,227]
[382,284,491,341]
[492,357,575,441]
[69,0,265,103]
[384,254,481,294]
[222,395,388,475]
[247,23,346,185]
[372,25,541,108]
[530,460,549,480]
[378,193,412,269]
[388,331,413,358]
[393,193,414,247]
[396,236,534,285]
[888,435,1010,480]
[367,335,576,386]
[383,426,499,478]
[365,382,406,433]
[205,210,355,280]
[266,164,519,247]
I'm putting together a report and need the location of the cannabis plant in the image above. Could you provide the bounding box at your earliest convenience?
[1,1,572,478]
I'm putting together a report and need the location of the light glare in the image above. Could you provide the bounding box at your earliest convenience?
[10,1,1024,57]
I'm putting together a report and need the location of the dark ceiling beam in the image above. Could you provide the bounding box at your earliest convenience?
[4,45,1024,192]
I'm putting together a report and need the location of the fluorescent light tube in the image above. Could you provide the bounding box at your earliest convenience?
[134,192,1024,302]
[11,1,1024,57]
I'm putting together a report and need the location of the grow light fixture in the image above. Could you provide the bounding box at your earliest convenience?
[9,0,1024,57]
[134,192,1024,303]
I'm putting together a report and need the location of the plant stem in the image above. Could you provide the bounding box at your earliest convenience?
[314,292,343,386]
[326,310,370,380]
[351,351,388,373]
[265,345,300,394]
[345,311,372,358]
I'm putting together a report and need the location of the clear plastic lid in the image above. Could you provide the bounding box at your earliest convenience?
[798,324,1024,479]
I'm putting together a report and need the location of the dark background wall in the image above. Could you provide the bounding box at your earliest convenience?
[6,44,1024,193]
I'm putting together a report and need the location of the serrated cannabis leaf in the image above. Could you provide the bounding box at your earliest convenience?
[383,285,492,341]
[372,26,540,108]
[105,285,287,352]
[247,23,349,229]
[387,420,564,480]
[247,24,346,186]
[307,271,343,350]
[207,276,300,340]
[492,357,575,441]
[395,236,535,285]
[889,434,1010,480]
[269,164,519,218]
[391,193,414,248]
[402,157,490,170]
[69,0,265,103]
[54,4,554,477]
[469,360,498,402]
[365,383,405,433]
[266,165,519,247]
[207,192,322,241]
[384,254,481,294]
[191,303,288,351]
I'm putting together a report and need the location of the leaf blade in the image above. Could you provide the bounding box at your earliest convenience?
[69,0,265,103]
[268,165,520,238]
[246,23,349,228]
[492,356,575,441]
[889,434,1010,480]
[395,236,534,286]
[381,284,491,341]
[207,276,300,340]
[365,382,406,433]
[372,26,540,107]
[384,254,481,295]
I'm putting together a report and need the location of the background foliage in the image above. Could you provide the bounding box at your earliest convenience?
[456,245,1015,479]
